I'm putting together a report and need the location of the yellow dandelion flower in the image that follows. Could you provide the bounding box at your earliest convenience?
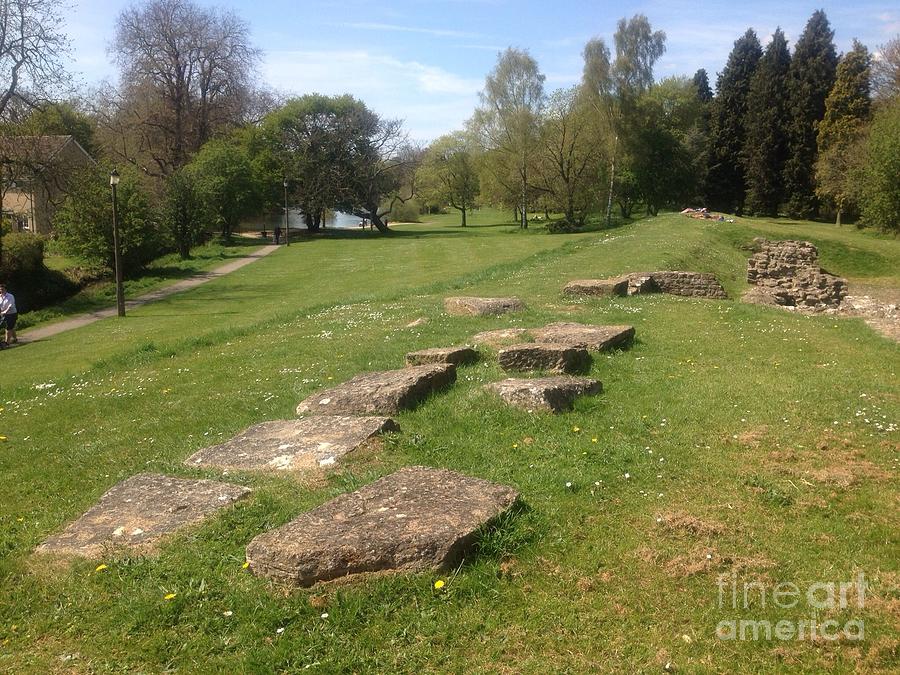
[512,443,518,448]
[434,580,445,590]
[164,593,177,600]
[591,437,598,443]
[572,427,580,433]
[95,564,108,572]
[0,436,7,442]
[242,561,250,569]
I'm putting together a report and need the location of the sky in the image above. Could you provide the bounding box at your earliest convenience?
[67,0,900,142]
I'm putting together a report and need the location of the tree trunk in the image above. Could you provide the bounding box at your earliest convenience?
[606,135,617,227]
[836,208,842,227]
[461,207,467,227]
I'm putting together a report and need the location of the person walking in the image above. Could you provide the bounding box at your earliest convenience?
[0,284,18,344]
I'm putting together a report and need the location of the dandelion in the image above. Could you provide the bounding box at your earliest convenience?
[572,426,580,433]
[94,564,108,572]
[164,593,177,601]
[512,443,518,449]
[242,561,250,569]
[591,438,598,443]
[434,580,445,590]
[0,436,7,442]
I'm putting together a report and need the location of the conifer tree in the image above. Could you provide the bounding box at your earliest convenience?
[743,28,791,216]
[783,10,838,219]
[706,29,762,213]
[693,69,713,102]
[816,40,871,224]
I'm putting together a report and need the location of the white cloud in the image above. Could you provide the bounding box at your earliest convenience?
[263,49,480,141]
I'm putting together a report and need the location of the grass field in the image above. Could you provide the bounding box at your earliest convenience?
[1,210,897,672]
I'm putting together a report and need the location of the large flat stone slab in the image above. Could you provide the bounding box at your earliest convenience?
[472,327,530,348]
[444,296,525,316]
[531,322,635,351]
[563,278,628,297]
[485,376,602,413]
[405,346,478,367]
[184,416,399,472]
[498,343,590,373]
[36,473,250,558]
[246,466,520,586]
[296,364,456,415]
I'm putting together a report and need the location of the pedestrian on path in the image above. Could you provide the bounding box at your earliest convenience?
[0,283,18,344]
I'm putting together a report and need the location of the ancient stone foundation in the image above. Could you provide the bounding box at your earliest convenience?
[744,238,848,310]
[565,271,727,300]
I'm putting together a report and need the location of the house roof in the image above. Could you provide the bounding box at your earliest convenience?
[0,135,95,166]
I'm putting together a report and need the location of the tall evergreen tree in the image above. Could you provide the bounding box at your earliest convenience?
[816,40,872,224]
[783,10,838,219]
[706,29,762,213]
[693,69,713,102]
[743,28,791,216]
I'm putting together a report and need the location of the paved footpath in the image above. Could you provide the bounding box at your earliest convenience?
[20,245,280,343]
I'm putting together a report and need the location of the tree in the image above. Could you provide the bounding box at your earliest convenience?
[706,29,762,214]
[743,28,792,216]
[872,35,900,102]
[187,138,259,240]
[263,94,411,234]
[0,0,69,121]
[54,164,160,271]
[783,10,838,219]
[582,15,665,224]
[107,0,261,178]
[693,69,713,103]
[418,132,480,227]
[162,168,204,258]
[534,88,604,225]
[473,48,545,229]
[816,40,872,225]
[858,99,900,232]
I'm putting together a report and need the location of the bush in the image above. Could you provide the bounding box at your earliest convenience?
[0,231,78,313]
[0,231,45,278]
[859,100,900,233]
[545,219,584,234]
[387,199,422,223]
[54,164,164,273]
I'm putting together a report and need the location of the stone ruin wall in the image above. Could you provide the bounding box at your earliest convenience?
[746,238,848,309]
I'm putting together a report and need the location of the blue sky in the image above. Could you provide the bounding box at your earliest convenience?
[68,0,900,142]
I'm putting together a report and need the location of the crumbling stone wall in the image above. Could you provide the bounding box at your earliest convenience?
[638,271,728,299]
[745,238,847,309]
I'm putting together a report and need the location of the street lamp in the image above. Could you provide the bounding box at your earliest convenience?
[283,177,290,246]
[109,169,126,317]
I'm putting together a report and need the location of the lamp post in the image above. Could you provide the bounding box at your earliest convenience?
[283,178,290,246]
[109,169,126,317]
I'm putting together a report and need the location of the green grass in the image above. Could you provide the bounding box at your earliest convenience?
[1,212,897,672]
[17,239,269,331]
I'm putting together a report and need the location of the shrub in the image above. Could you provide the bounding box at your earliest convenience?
[0,231,45,278]
[546,219,584,234]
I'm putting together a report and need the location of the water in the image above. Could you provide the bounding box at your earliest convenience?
[242,209,361,231]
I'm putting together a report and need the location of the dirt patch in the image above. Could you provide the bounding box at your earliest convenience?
[637,544,775,578]
[655,510,725,537]
[735,425,769,448]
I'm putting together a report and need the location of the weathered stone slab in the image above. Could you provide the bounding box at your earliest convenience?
[498,343,590,373]
[485,376,602,413]
[36,473,250,558]
[184,416,399,472]
[745,239,848,310]
[296,364,456,415]
[405,346,478,367]
[531,322,635,351]
[443,296,525,316]
[472,327,530,348]
[563,278,628,297]
[246,466,519,586]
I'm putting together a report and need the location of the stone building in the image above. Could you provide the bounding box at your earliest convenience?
[0,135,95,234]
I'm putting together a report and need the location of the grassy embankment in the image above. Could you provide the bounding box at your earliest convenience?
[1,209,897,672]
